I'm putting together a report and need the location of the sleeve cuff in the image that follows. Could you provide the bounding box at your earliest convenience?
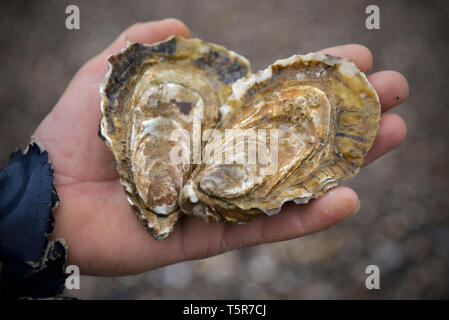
[0,139,68,299]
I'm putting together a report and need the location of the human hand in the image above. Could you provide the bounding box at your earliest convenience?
[34,18,409,276]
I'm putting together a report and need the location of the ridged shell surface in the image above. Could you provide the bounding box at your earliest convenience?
[99,36,251,239]
[178,53,380,223]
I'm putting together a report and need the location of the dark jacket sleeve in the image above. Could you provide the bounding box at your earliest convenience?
[0,142,68,299]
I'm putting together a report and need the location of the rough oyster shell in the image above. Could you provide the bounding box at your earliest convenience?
[178,53,381,223]
[100,35,381,240]
[99,36,251,239]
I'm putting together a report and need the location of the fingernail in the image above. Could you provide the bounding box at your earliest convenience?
[350,198,361,216]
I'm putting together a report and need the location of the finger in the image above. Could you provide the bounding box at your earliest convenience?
[319,44,373,72]
[364,113,407,166]
[213,186,360,253]
[367,71,410,112]
[102,18,190,58]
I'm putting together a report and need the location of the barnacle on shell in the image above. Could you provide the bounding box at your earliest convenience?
[100,36,380,240]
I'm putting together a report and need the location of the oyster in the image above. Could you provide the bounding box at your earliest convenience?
[179,53,380,223]
[99,36,251,239]
[100,35,381,240]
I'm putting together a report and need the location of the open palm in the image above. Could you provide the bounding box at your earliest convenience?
[34,19,409,276]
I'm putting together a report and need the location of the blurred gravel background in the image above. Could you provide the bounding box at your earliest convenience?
[1,0,448,299]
